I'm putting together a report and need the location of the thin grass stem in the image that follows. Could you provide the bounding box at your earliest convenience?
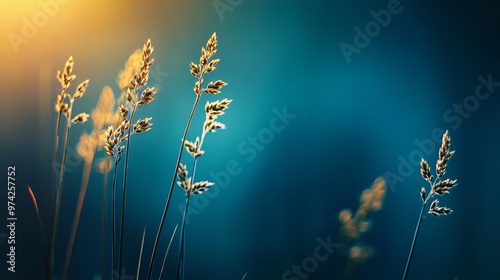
[137,227,147,280]
[158,224,178,280]
[63,147,96,279]
[118,105,138,280]
[49,104,72,279]
[102,167,109,280]
[402,201,427,280]
[111,159,119,275]
[176,195,190,280]
[52,109,62,204]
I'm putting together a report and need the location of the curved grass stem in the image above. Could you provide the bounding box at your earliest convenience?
[63,144,96,279]
[27,186,49,279]
[146,93,201,280]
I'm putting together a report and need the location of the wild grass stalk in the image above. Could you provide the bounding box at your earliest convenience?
[105,116,129,274]
[147,32,228,280]
[177,98,232,280]
[147,89,200,280]
[402,130,457,280]
[50,56,89,279]
[103,39,156,280]
[176,97,232,279]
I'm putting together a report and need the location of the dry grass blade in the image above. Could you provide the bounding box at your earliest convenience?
[136,227,147,280]
[158,225,179,280]
[28,186,49,278]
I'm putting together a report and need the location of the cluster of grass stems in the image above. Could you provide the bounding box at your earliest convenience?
[28,33,230,280]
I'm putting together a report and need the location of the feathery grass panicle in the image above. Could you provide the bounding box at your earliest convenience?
[92,86,118,134]
[104,121,125,277]
[402,130,458,280]
[42,32,234,280]
[117,49,143,91]
[349,245,375,263]
[436,130,455,179]
[117,39,157,280]
[147,32,228,280]
[420,159,433,182]
[175,97,232,278]
[50,56,89,280]
[176,82,231,280]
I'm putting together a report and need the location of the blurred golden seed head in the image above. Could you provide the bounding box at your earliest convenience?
[360,189,373,203]
[76,133,97,165]
[91,86,116,129]
[339,209,352,224]
[97,157,112,175]
[356,207,368,217]
[349,245,374,263]
[371,201,382,211]
[117,49,142,90]
[71,113,90,124]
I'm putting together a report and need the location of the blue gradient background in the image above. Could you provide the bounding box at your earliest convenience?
[1,0,499,279]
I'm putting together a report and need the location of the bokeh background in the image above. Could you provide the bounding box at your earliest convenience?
[1,0,499,279]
